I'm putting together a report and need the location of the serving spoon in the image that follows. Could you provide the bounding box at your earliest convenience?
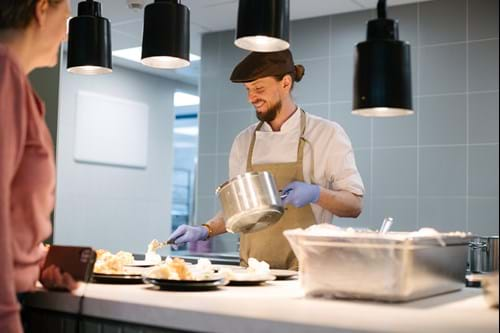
[379,217,394,234]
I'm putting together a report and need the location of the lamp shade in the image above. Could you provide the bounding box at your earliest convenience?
[235,0,290,52]
[67,0,112,75]
[352,1,413,117]
[141,0,190,69]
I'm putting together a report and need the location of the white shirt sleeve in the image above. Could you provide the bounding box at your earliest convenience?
[229,130,249,179]
[327,124,365,196]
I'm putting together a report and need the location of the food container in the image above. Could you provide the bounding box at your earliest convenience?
[468,236,499,273]
[284,228,471,302]
[216,171,284,233]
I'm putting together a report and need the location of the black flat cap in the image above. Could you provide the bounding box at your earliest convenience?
[230,50,305,83]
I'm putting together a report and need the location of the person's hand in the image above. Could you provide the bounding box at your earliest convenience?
[281,181,320,208]
[40,265,79,292]
[168,225,208,247]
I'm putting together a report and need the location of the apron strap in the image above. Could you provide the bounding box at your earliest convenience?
[246,109,315,184]
[297,110,316,184]
[246,121,264,171]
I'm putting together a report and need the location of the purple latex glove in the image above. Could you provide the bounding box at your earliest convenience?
[168,225,208,247]
[281,181,320,208]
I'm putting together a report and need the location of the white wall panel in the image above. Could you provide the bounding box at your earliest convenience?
[74,91,149,169]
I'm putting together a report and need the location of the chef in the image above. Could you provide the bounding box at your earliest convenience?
[169,50,364,270]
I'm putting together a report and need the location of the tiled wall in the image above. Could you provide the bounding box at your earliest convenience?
[197,0,499,252]
[29,62,61,149]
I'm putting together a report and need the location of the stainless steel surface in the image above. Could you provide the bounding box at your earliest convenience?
[468,236,499,273]
[216,171,284,233]
[284,231,471,302]
[379,217,393,234]
[484,237,499,272]
[175,251,240,265]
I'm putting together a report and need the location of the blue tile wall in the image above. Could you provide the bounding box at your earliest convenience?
[198,0,500,251]
[419,43,467,95]
[419,0,467,45]
[419,94,467,145]
[468,92,499,144]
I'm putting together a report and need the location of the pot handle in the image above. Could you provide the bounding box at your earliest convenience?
[469,241,488,250]
[279,189,291,200]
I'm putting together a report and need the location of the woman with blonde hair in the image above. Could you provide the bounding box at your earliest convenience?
[1,1,76,332]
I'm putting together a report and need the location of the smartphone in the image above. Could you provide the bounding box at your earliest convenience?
[42,245,96,282]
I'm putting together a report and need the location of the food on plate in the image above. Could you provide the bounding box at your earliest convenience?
[218,257,273,281]
[246,258,271,275]
[93,250,134,274]
[148,257,193,280]
[95,249,109,260]
[147,257,221,281]
[116,251,134,264]
[145,239,162,264]
[297,225,468,241]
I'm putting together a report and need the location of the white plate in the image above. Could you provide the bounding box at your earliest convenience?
[226,272,276,285]
[143,276,227,291]
[270,269,298,280]
[125,260,161,267]
[230,272,273,280]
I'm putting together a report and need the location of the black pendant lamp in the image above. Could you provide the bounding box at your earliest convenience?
[67,0,112,75]
[141,0,190,69]
[235,0,290,52]
[352,0,413,117]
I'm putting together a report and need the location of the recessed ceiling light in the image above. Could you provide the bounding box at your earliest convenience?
[174,92,200,107]
[174,126,199,136]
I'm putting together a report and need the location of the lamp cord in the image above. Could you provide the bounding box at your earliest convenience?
[377,0,387,19]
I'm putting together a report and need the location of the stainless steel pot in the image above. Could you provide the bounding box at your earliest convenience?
[468,236,499,273]
[216,171,284,234]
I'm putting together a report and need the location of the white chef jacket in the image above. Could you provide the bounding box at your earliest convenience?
[229,108,365,224]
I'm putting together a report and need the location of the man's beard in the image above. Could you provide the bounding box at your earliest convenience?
[255,99,282,122]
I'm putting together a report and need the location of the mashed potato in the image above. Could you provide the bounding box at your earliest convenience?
[148,257,193,280]
[145,239,162,264]
[93,249,134,274]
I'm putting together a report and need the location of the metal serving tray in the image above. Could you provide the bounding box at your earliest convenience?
[284,230,471,302]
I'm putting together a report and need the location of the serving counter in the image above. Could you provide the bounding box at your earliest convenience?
[23,278,498,333]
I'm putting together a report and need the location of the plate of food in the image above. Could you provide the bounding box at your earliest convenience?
[225,272,276,286]
[92,272,144,284]
[269,269,298,280]
[143,257,227,291]
[92,250,145,284]
[217,258,276,286]
[124,260,159,267]
[143,276,227,291]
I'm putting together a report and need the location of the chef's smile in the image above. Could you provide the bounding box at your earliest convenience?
[254,100,266,111]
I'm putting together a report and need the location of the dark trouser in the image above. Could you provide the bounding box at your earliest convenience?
[17,293,28,331]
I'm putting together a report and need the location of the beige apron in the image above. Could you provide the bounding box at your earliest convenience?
[240,110,316,270]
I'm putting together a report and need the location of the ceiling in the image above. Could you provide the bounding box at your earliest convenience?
[69,0,431,85]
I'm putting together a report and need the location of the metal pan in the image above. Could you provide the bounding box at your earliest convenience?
[216,171,284,233]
